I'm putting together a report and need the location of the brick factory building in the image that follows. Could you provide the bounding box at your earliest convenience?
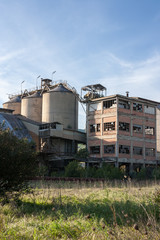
[82,84,160,172]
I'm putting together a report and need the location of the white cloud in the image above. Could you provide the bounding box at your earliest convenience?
[99,52,160,101]
[0,49,25,63]
[108,53,133,68]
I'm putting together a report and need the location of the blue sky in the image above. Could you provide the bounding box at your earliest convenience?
[0,0,160,128]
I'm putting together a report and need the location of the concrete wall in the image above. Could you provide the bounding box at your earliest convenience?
[3,102,21,115]
[42,91,78,130]
[21,97,42,122]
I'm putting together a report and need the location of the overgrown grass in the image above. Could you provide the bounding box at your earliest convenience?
[0,180,160,239]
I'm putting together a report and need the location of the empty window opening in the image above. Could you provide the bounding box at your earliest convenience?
[39,124,50,130]
[119,122,130,132]
[103,99,116,109]
[145,126,154,135]
[97,124,100,132]
[90,124,96,133]
[133,124,143,133]
[50,123,57,129]
[144,105,155,115]
[39,123,57,130]
[133,103,143,112]
[90,146,100,154]
[119,100,130,109]
[145,148,155,157]
[104,145,115,154]
[133,146,143,155]
[119,145,130,154]
[90,124,100,133]
[104,122,115,131]
[89,103,101,112]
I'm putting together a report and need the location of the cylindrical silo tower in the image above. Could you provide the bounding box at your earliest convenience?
[42,83,78,129]
[21,91,42,122]
[3,96,21,114]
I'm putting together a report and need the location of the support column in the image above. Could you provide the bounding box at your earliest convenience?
[115,158,119,168]
[129,162,133,174]
[115,161,119,168]
[72,140,76,154]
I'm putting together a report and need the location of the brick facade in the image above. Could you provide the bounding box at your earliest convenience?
[87,94,160,167]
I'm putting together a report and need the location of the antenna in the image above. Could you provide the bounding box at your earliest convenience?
[21,81,25,94]
[36,75,41,89]
[52,71,56,80]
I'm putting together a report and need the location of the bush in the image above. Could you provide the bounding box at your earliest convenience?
[0,126,37,202]
[135,168,151,180]
[65,161,85,177]
[74,148,89,159]
[90,164,124,180]
[152,167,160,179]
[64,162,124,180]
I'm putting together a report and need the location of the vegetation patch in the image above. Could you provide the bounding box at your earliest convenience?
[0,181,160,239]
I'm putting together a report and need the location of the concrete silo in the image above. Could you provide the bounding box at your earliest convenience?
[3,96,21,114]
[21,91,42,122]
[42,83,78,129]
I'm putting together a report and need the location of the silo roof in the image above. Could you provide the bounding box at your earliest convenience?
[0,113,32,141]
[49,84,72,93]
[27,91,42,98]
[4,96,21,104]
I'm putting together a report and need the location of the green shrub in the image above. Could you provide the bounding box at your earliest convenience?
[0,125,37,202]
[135,168,150,180]
[85,164,124,179]
[152,167,160,179]
[65,161,85,177]
[74,148,89,159]
[85,167,97,178]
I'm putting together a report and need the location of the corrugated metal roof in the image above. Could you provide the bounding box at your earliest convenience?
[49,83,71,93]
[0,113,32,141]
[25,91,42,98]
[17,115,41,125]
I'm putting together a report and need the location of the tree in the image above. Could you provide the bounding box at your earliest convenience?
[74,148,89,160]
[0,125,37,202]
[65,161,85,177]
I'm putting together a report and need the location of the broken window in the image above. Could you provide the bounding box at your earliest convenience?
[50,123,57,129]
[119,100,130,109]
[104,145,115,154]
[89,103,101,111]
[133,103,143,112]
[119,145,130,154]
[39,123,50,130]
[133,146,143,155]
[145,126,154,135]
[133,124,143,133]
[119,122,130,132]
[97,124,100,132]
[90,146,100,154]
[145,148,155,157]
[90,124,96,133]
[90,124,100,133]
[104,122,115,131]
[103,99,116,109]
[144,106,155,115]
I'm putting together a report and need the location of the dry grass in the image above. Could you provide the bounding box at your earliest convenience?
[0,180,160,239]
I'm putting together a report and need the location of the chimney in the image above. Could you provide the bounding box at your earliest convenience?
[126,91,129,97]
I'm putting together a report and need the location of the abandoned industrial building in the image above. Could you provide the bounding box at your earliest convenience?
[1,79,86,170]
[1,79,160,173]
[82,84,160,172]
